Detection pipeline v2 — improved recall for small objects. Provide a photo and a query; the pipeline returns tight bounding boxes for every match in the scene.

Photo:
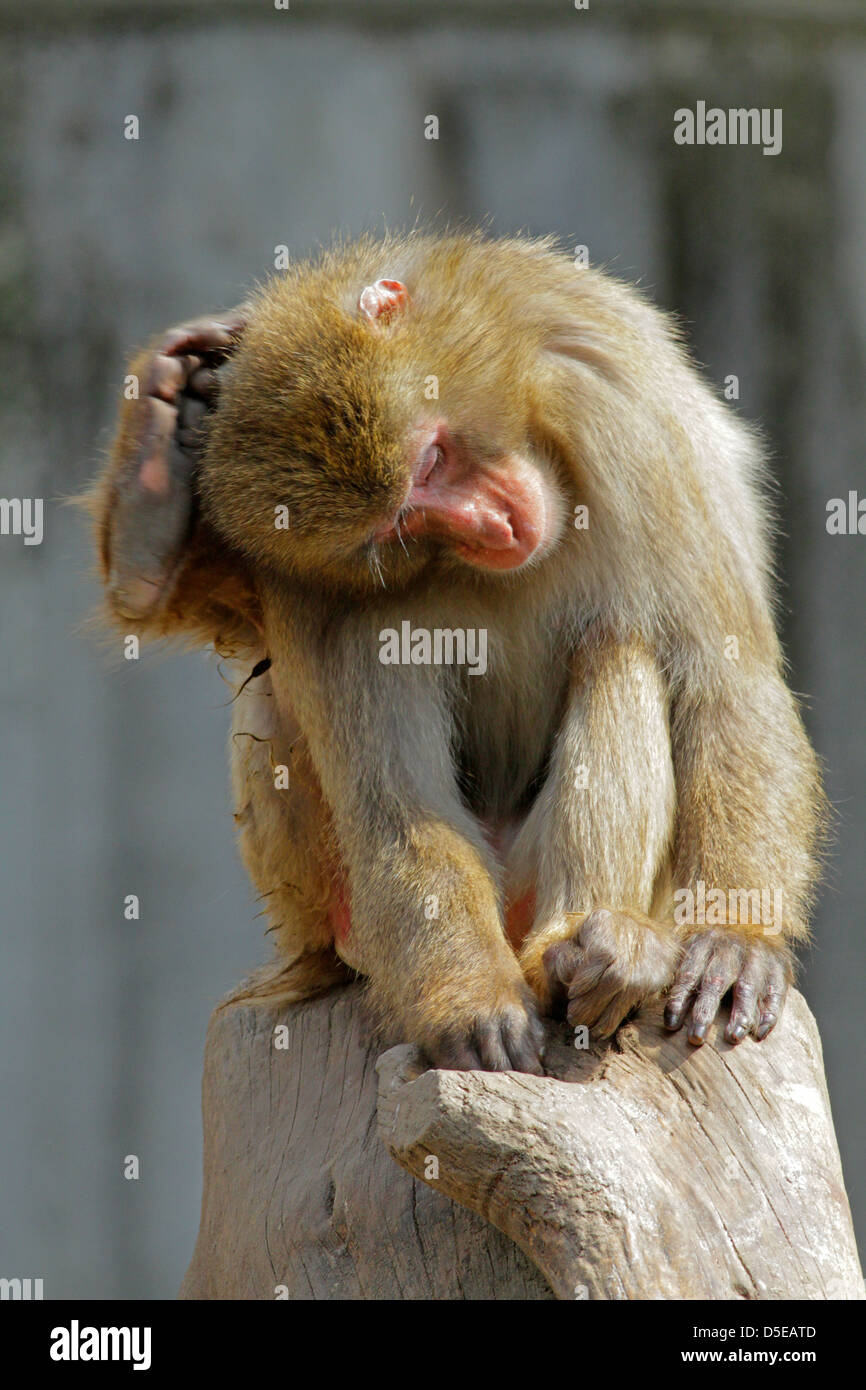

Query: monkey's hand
[418,973,546,1075]
[664,928,791,1046]
[104,311,247,620]
[541,907,677,1040]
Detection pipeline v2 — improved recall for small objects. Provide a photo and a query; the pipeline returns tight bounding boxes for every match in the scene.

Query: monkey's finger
[142,351,188,403]
[592,990,644,1040]
[754,956,789,1041]
[472,1017,514,1072]
[566,951,615,1000]
[160,314,247,362]
[566,966,617,1029]
[176,393,208,451]
[725,951,764,1044]
[425,1035,483,1071]
[501,1007,545,1075]
[186,365,222,404]
[664,933,716,1030]
[565,957,619,1028]
[686,947,741,1045]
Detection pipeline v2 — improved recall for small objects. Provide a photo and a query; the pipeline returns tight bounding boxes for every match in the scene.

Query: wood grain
[182,983,863,1300]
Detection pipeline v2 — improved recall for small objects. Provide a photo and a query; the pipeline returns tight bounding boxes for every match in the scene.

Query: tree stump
[180,982,863,1300]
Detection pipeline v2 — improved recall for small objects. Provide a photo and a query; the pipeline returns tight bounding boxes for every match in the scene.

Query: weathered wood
[180,983,552,1299]
[182,983,863,1300]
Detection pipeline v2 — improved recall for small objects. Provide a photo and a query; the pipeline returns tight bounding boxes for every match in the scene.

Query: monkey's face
[199,270,564,593]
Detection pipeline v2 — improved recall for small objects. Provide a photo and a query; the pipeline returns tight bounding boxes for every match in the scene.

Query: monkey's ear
[358,278,410,325]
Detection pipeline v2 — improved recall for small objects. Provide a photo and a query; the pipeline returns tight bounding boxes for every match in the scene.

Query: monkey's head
[198,249,565,594]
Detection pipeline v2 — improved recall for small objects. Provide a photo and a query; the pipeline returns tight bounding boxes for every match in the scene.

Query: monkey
[89,231,826,1074]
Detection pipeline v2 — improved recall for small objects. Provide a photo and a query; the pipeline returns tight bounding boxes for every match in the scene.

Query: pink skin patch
[329,878,353,944]
[375,424,554,572]
[134,396,181,498]
[505,890,536,952]
[359,278,410,324]
[138,453,172,495]
[482,819,535,949]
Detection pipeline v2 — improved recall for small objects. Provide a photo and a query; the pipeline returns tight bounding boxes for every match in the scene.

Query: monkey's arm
[264,598,545,1073]
[90,309,260,651]
[533,272,824,1045]
[513,633,822,1048]
[662,666,824,1044]
[514,631,679,1036]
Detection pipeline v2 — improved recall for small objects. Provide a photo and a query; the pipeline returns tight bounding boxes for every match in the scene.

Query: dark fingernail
[664,1006,682,1030]
[688,1023,707,1044]
[726,1024,746,1043]
[755,1016,776,1040]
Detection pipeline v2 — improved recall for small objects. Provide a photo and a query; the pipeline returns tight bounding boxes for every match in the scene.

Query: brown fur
[90,231,827,1066]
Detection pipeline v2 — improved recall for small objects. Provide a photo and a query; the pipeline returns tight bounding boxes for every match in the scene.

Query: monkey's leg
[661,669,824,1046]
[513,632,679,1039]
[222,662,353,1008]
[89,308,259,650]
[264,601,545,1074]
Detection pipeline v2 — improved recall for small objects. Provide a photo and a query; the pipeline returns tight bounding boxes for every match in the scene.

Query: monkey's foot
[541,907,676,1040]
[664,928,791,1046]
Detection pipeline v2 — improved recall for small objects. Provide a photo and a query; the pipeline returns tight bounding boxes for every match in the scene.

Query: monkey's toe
[666,930,791,1046]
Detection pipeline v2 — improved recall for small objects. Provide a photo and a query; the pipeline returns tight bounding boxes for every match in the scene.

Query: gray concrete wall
[1,0,864,1297]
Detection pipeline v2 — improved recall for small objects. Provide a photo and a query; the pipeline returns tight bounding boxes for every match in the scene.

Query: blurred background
[1,0,864,1299]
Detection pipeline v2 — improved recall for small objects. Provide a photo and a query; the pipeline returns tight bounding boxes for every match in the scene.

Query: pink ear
[358,278,410,324]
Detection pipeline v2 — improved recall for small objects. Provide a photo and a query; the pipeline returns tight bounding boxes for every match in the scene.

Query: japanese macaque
[90,232,825,1072]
